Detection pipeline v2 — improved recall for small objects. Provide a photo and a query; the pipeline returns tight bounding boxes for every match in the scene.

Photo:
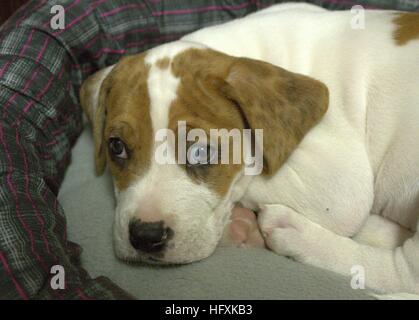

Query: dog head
[79,41,328,264]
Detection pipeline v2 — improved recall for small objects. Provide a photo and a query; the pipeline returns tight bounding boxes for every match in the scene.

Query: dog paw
[258,204,323,264]
[221,207,266,249]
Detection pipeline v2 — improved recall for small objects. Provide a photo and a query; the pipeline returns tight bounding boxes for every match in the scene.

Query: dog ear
[79,66,114,175]
[221,58,329,176]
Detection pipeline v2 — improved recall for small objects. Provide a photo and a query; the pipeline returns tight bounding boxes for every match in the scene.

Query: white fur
[185,4,419,295]
[91,3,419,294]
[114,43,249,264]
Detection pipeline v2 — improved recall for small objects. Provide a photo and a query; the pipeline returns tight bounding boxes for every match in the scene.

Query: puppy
[80,3,419,294]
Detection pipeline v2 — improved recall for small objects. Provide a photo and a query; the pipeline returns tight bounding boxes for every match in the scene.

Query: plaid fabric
[0,0,418,300]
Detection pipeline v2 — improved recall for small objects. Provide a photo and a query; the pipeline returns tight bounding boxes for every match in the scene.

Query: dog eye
[187,144,216,166]
[108,137,128,159]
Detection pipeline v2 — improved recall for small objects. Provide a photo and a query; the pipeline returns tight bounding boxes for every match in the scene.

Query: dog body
[81,3,419,294]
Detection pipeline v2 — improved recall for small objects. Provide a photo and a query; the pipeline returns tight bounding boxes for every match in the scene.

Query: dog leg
[258,204,419,294]
[353,214,413,249]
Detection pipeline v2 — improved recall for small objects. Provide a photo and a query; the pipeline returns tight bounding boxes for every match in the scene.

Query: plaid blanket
[0,0,418,300]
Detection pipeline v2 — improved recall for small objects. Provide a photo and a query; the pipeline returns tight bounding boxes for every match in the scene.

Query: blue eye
[187,144,216,165]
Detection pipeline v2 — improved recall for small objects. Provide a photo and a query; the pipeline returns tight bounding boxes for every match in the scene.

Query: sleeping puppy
[80,3,419,295]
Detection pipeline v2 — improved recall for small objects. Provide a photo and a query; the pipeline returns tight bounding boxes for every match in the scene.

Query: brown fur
[80,47,329,196]
[171,50,245,196]
[393,12,419,46]
[80,53,153,190]
[80,66,112,175]
[156,57,171,70]
[171,49,328,196]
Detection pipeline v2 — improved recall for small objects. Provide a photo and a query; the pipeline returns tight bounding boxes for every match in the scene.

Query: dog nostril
[129,220,173,253]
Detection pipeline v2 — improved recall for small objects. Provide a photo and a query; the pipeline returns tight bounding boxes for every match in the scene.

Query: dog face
[80,42,328,264]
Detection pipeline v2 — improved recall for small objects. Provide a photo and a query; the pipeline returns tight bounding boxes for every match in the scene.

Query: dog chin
[115,250,216,266]
[114,240,219,265]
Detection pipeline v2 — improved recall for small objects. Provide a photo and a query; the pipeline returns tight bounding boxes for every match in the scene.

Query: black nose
[129,220,172,253]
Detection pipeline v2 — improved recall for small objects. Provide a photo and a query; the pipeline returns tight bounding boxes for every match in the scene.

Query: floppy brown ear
[79,66,114,175]
[221,58,329,176]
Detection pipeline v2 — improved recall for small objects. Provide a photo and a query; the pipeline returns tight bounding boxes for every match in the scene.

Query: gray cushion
[58,126,374,299]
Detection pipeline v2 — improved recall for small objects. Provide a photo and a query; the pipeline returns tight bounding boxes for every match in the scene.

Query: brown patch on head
[80,53,153,190]
[81,46,329,197]
[171,51,244,197]
[170,48,329,196]
[156,57,171,70]
[393,12,419,46]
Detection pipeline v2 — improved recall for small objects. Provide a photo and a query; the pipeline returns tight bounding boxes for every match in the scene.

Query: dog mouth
[116,236,219,265]
[119,253,202,266]
[118,253,170,265]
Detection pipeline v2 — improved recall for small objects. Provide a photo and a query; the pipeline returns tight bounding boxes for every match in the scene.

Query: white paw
[258,204,325,264]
